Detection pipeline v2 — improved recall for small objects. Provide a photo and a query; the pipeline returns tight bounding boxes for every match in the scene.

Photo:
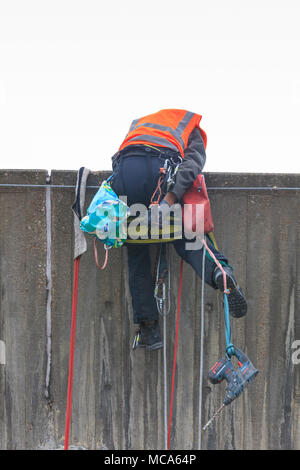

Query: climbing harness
[150,156,182,206]
[150,169,165,206]
[126,156,183,244]
[162,155,182,195]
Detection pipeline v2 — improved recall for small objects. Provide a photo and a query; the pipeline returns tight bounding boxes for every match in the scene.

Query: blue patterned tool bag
[80,178,130,248]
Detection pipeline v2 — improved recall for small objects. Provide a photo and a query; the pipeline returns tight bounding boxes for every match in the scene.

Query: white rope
[163,302,168,450]
[198,239,206,449]
[45,185,52,399]
[154,244,170,450]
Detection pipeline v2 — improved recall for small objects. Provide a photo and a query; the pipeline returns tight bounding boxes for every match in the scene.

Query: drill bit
[202,403,225,431]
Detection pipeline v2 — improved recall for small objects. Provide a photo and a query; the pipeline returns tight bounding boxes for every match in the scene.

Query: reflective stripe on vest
[128,134,179,152]
[131,123,185,150]
[129,119,140,132]
[175,111,195,135]
[120,109,204,157]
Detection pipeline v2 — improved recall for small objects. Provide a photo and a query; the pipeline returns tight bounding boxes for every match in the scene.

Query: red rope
[201,237,229,294]
[167,258,184,450]
[150,171,164,205]
[64,256,80,450]
[94,238,109,270]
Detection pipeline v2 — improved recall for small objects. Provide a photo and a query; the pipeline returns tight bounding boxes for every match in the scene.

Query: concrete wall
[0,169,299,450]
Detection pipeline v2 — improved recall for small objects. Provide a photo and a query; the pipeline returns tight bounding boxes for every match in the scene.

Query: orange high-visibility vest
[119,109,207,158]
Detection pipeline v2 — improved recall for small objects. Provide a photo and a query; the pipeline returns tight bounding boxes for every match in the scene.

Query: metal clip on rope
[154,245,171,316]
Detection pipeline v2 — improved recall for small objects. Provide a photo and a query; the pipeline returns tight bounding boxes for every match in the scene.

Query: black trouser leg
[127,236,228,324]
[127,244,159,324]
[173,237,229,288]
[111,149,166,324]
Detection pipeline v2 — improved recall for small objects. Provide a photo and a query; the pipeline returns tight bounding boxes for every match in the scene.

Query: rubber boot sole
[146,341,163,351]
[134,341,163,351]
[215,273,247,318]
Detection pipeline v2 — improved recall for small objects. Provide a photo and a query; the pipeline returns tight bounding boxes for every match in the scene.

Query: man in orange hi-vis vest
[111,109,247,350]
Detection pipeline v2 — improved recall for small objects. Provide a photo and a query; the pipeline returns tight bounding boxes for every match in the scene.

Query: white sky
[0,0,300,173]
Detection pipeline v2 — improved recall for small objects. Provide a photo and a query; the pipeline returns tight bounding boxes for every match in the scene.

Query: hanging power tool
[197,247,259,432]
[203,346,259,431]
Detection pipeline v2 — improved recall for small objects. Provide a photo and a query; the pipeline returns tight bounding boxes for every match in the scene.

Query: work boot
[132,320,163,351]
[213,266,247,318]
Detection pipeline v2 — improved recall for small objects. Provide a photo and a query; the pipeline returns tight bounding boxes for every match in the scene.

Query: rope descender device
[154,244,171,316]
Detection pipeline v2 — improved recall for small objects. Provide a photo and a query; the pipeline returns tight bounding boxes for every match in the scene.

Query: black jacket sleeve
[171,127,206,201]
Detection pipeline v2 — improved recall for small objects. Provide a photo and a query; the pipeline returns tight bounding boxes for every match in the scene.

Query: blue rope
[224,293,235,357]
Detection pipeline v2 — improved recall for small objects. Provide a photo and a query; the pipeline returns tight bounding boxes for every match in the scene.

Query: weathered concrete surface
[0,170,50,449]
[0,169,299,450]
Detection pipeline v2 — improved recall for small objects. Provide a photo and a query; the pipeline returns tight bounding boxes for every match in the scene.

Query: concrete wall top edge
[50,170,104,186]
[0,169,299,188]
[50,170,300,189]
[203,172,300,188]
[0,170,48,185]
